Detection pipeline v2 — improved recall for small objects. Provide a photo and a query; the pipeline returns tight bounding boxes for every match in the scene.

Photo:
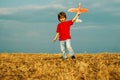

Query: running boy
[53,11,81,59]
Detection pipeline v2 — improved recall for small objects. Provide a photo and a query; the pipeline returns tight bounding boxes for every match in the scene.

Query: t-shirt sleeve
[56,24,59,33]
[68,20,73,25]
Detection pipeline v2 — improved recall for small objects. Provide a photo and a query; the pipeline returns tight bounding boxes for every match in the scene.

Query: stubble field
[0,53,120,80]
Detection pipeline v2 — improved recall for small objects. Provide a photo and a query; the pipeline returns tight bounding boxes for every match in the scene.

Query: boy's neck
[60,20,66,23]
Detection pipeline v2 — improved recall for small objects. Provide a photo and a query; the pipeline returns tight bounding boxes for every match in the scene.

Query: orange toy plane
[68,3,89,22]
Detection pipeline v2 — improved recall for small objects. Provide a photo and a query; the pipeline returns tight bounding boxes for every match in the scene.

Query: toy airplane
[68,3,89,22]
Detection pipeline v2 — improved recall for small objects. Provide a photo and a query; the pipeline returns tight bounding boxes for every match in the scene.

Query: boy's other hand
[53,38,57,42]
[77,12,81,16]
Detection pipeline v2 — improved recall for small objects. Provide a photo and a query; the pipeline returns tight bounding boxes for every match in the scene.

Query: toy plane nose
[78,3,81,8]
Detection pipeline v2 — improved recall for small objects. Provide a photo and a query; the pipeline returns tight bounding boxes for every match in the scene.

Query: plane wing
[68,8,88,13]
[68,8,78,12]
[68,3,89,23]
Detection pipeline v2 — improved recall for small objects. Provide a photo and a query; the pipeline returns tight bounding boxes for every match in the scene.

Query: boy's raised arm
[72,12,81,22]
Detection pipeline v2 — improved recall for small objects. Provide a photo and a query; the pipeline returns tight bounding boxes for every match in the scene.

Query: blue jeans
[60,39,74,59]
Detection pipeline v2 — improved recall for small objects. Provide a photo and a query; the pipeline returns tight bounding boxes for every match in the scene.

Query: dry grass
[0,53,120,80]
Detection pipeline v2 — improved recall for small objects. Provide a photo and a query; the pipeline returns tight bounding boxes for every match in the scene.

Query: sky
[0,0,120,53]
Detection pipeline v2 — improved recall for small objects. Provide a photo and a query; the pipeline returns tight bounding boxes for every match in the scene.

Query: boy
[53,11,81,59]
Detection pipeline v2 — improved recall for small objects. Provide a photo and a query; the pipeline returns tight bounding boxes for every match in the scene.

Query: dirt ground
[0,53,120,80]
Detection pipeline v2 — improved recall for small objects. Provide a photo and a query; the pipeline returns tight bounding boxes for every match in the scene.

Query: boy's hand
[72,12,81,22]
[53,38,57,42]
[53,33,59,42]
[77,12,81,16]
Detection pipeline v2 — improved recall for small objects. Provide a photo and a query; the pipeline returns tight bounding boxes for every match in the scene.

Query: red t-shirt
[56,20,73,41]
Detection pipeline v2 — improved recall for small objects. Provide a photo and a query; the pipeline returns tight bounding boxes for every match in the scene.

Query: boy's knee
[61,48,65,53]
[67,47,73,51]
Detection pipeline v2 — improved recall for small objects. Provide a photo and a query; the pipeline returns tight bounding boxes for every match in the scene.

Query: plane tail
[75,16,82,23]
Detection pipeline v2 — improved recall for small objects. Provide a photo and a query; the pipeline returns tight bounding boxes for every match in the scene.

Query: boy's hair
[58,11,66,21]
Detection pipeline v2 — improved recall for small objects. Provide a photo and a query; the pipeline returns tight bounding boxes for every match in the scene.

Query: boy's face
[59,16,66,22]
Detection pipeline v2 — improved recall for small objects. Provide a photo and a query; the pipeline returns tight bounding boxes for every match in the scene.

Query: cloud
[0,0,120,15]
[0,4,66,22]
[89,1,120,14]
[71,23,120,30]
[0,22,41,40]
[0,4,65,15]
[0,4,65,22]
[0,0,120,24]
[114,0,120,2]
[71,24,101,30]
[0,8,16,15]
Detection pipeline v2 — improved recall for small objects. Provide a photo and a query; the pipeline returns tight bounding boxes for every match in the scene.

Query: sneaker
[60,56,67,60]
[71,55,75,59]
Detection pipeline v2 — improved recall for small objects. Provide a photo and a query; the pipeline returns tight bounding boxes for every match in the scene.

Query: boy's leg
[60,41,67,59]
[66,39,75,58]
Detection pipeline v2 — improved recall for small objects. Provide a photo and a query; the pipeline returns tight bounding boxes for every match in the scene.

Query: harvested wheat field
[0,53,120,80]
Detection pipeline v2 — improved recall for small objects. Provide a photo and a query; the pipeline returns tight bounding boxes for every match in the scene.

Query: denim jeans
[60,39,74,59]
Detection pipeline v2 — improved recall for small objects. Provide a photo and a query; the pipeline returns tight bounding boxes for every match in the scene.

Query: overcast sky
[0,0,120,53]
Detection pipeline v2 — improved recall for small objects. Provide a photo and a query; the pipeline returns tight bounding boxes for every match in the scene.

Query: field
[0,53,120,80]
